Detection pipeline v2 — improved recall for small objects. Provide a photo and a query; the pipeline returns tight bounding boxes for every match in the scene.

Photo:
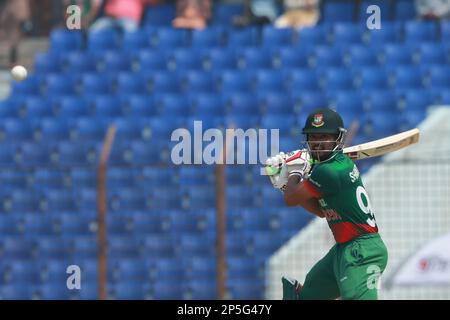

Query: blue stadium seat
[226,229,252,255]
[277,207,313,232]
[110,189,146,211]
[241,207,274,232]
[157,93,191,117]
[24,97,54,119]
[0,238,36,260]
[171,49,204,71]
[186,279,217,299]
[365,90,398,112]
[226,186,256,208]
[44,74,76,97]
[260,115,295,136]
[18,142,50,166]
[226,93,259,115]
[0,215,21,235]
[220,70,253,93]
[192,27,225,47]
[226,27,259,47]
[87,29,120,52]
[260,92,293,115]
[322,0,355,22]
[73,117,107,141]
[332,91,363,114]
[347,45,379,67]
[155,28,189,49]
[44,189,76,212]
[0,171,27,189]
[204,48,238,70]
[185,187,216,209]
[392,66,424,91]
[56,141,98,166]
[143,4,176,26]
[38,284,73,300]
[72,236,97,260]
[59,96,90,119]
[442,20,450,41]
[183,71,215,93]
[277,47,308,69]
[0,99,19,118]
[80,73,113,96]
[428,66,450,90]
[77,283,98,300]
[148,71,181,93]
[227,256,259,281]
[365,111,400,138]
[0,143,16,166]
[11,74,43,96]
[122,30,150,51]
[131,141,166,165]
[186,256,217,280]
[402,90,433,113]
[366,22,402,46]
[127,95,157,118]
[441,91,450,105]
[141,234,175,258]
[418,43,448,65]
[254,70,285,92]
[141,167,177,187]
[116,72,147,95]
[33,169,66,189]
[22,214,57,236]
[36,237,71,260]
[0,284,36,300]
[38,118,71,141]
[289,69,320,91]
[108,237,140,259]
[34,52,62,74]
[57,212,96,236]
[401,109,427,129]
[111,283,145,300]
[70,169,96,188]
[356,67,389,90]
[64,51,97,73]
[332,23,362,46]
[179,233,215,256]
[50,29,83,52]
[312,46,343,68]
[107,213,133,236]
[212,3,244,26]
[394,0,416,21]
[297,25,328,47]
[152,280,184,299]
[39,260,72,284]
[153,258,184,282]
[111,259,148,284]
[138,50,168,72]
[3,119,34,141]
[324,68,354,91]
[98,51,132,73]
[239,47,273,70]
[383,44,413,66]
[227,279,263,300]
[261,26,294,47]
[249,231,283,256]
[132,212,168,234]
[293,91,327,115]
[405,21,438,43]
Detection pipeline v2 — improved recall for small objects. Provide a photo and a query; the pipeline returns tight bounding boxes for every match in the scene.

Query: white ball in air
[11,65,28,81]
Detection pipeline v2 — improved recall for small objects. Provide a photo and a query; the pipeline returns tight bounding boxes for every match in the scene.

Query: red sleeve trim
[303,179,322,198]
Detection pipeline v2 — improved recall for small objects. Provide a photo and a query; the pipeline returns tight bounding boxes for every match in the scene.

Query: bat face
[263,128,420,175]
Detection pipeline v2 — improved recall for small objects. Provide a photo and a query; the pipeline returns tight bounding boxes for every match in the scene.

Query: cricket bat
[264,128,420,176]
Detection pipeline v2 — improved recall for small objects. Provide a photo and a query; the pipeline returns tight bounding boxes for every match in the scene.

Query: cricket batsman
[266,107,388,300]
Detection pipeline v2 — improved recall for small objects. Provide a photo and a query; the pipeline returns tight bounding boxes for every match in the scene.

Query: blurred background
[0,0,449,299]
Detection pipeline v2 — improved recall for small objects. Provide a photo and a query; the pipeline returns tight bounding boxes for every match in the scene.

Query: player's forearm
[284,176,324,218]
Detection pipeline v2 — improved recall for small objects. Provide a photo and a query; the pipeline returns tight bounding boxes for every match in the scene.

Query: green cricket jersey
[303,150,378,243]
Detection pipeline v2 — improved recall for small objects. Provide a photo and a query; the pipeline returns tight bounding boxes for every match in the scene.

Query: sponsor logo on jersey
[312,113,325,127]
[322,209,342,222]
[308,177,321,188]
[349,164,360,183]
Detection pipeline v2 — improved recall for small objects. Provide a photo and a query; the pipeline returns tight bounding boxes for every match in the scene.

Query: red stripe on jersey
[303,179,322,198]
[331,222,378,243]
